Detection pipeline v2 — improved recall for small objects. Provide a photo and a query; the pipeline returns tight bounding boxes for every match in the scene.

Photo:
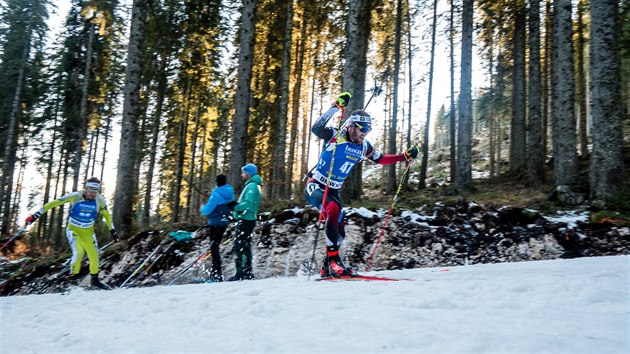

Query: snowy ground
[1,255,628,354]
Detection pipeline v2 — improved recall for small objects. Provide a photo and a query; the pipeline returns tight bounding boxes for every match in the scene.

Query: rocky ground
[1,201,629,296]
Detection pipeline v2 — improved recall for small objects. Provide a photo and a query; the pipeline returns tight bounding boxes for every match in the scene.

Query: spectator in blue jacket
[200,174,235,282]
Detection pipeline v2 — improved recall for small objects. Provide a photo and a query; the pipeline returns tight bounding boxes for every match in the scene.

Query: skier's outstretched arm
[369,144,420,165]
[24,192,80,226]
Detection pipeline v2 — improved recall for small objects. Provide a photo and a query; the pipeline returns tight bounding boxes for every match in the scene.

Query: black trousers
[208,225,228,280]
[233,219,256,279]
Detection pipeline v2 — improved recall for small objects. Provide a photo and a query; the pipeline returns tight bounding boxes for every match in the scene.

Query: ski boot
[320,258,332,279]
[90,274,112,290]
[67,273,82,286]
[326,246,357,278]
[227,272,253,282]
[207,270,223,283]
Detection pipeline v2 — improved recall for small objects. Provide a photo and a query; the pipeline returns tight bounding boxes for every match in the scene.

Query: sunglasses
[353,122,372,133]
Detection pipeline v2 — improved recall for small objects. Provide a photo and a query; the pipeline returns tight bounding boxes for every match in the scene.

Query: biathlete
[25,177,119,289]
[304,92,418,278]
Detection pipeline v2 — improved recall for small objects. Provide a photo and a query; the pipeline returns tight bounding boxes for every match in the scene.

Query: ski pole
[365,161,412,272]
[363,85,383,110]
[167,246,214,285]
[307,105,346,281]
[0,228,26,253]
[119,237,170,288]
[165,227,230,285]
[99,240,114,254]
[140,234,182,276]
[142,253,165,275]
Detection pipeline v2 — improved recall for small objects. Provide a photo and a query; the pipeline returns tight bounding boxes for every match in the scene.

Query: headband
[85,182,101,190]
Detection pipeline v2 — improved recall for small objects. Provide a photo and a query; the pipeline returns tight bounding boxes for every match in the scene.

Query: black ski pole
[363,85,383,111]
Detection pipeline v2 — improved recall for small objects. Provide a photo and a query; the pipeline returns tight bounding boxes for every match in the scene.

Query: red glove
[25,211,42,227]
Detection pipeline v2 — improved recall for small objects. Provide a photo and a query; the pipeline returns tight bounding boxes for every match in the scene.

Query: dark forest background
[0,0,628,253]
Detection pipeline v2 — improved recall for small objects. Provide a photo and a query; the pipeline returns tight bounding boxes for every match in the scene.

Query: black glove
[25,211,42,227]
[110,229,120,242]
[403,145,419,161]
[336,92,352,108]
[226,200,238,210]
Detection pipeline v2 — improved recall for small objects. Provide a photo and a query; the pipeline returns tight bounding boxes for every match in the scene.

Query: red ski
[316,275,412,282]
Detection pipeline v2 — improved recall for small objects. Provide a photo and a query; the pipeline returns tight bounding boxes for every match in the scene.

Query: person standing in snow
[229,163,262,281]
[200,174,235,282]
[304,92,419,278]
[24,177,118,289]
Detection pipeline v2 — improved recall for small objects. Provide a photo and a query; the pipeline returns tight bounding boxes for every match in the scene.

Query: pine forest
[1,0,629,252]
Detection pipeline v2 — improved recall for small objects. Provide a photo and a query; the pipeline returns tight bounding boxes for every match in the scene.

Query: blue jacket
[200,184,235,226]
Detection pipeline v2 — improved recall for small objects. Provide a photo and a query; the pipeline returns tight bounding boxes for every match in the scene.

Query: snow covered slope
[1,255,628,353]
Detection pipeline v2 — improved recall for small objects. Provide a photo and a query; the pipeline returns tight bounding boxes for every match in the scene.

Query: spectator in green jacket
[229,163,262,281]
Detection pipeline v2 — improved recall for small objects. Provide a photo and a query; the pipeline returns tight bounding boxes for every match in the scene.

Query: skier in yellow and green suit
[25,177,119,289]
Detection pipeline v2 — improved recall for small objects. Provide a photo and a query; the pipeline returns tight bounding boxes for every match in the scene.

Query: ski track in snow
[1,255,628,353]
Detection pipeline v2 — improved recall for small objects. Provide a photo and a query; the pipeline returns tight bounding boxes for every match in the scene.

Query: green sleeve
[40,192,80,214]
[98,196,115,230]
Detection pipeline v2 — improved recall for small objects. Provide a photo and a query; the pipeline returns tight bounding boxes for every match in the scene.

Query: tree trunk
[552,0,577,187]
[99,92,115,184]
[510,0,527,175]
[497,117,503,175]
[342,0,372,200]
[455,0,474,190]
[589,0,624,202]
[419,0,438,190]
[113,0,147,236]
[0,20,31,235]
[132,102,148,221]
[41,85,63,241]
[496,44,506,175]
[229,0,258,192]
[576,0,588,158]
[272,0,293,200]
[489,37,495,178]
[185,102,202,221]
[527,0,545,185]
[84,130,96,182]
[142,61,168,225]
[73,21,95,190]
[172,90,190,223]
[544,0,553,161]
[54,152,71,247]
[387,0,404,194]
[406,1,413,153]
[289,17,306,199]
[302,36,320,189]
[90,125,99,177]
[11,142,28,229]
[449,1,457,182]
